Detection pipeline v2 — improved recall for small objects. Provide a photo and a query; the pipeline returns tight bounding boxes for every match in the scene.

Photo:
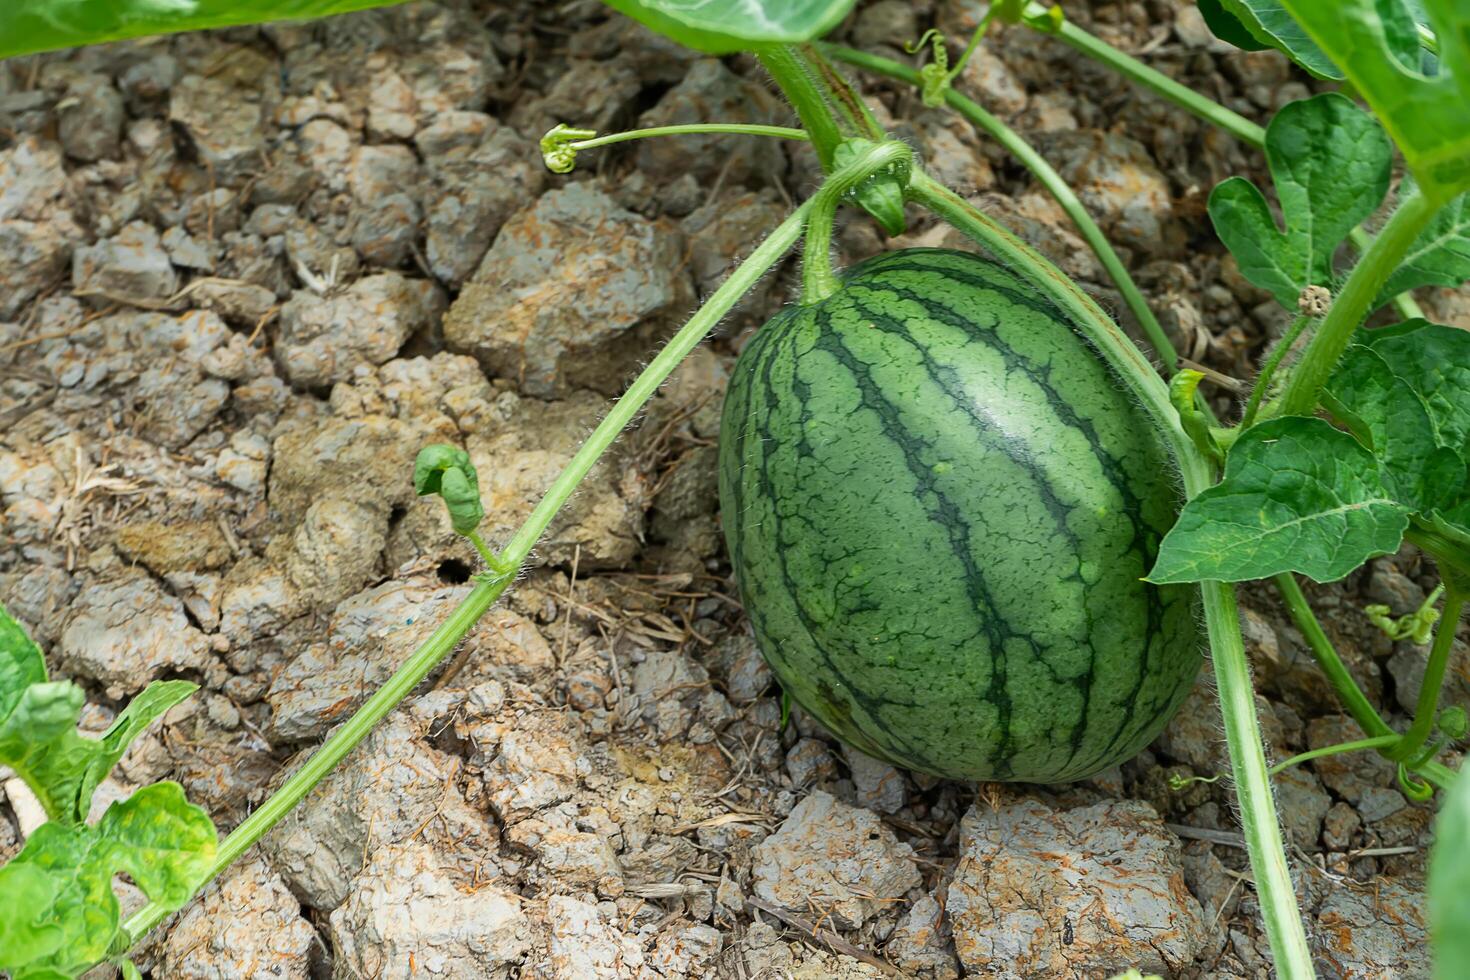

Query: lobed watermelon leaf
[1216,0,1348,78]
[1276,0,1470,200]
[0,0,409,60]
[600,0,858,54]
[1208,94,1393,310]
[0,605,197,826]
[1375,187,1470,308]
[1149,417,1412,584]
[0,783,216,980]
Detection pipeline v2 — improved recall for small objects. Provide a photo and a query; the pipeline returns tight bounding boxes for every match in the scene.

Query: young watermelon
[719,248,1200,783]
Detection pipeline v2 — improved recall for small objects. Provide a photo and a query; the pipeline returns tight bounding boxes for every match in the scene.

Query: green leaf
[1375,190,1470,307]
[0,0,410,60]
[1198,0,1272,51]
[0,783,216,979]
[1218,0,1347,77]
[600,0,857,53]
[1277,0,1470,200]
[1150,416,1411,584]
[0,604,48,720]
[1,605,197,825]
[0,864,63,968]
[1431,766,1470,977]
[1325,344,1466,512]
[1359,319,1470,453]
[1208,93,1392,308]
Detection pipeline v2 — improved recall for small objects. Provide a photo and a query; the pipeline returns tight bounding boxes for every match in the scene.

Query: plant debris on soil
[1,1,1466,977]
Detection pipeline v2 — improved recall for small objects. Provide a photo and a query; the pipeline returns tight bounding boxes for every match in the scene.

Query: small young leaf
[1208,94,1392,309]
[1325,344,1466,512]
[0,606,196,825]
[413,444,485,536]
[600,0,857,54]
[1218,0,1346,78]
[1277,0,1470,200]
[0,782,216,979]
[1375,190,1470,305]
[1150,416,1410,584]
[1431,766,1470,975]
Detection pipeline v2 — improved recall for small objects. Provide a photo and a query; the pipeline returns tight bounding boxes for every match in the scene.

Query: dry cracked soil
[1,1,1466,978]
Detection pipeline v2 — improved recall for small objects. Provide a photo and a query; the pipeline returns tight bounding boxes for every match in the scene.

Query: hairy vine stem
[800,140,913,303]
[1276,189,1438,418]
[907,170,1315,980]
[1029,4,1425,323]
[117,140,916,959]
[824,43,1180,372]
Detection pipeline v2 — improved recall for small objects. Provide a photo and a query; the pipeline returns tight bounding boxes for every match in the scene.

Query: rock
[1313,878,1427,978]
[630,649,709,740]
[1,219,72,319]
[751,790,921,929]
[59,569,211,699]
[1043,130,1177,257]
[169,48,276,183]
[268,414,427,524]
[58,74,124,162]
[218,557,307,646]
[851,0,919,50]
[114,519,232,574]
[275,273,441,387]
[468,706,590,825]
[1,136,70,221]
[347,145,423,267]
[886,893,961,979]
[681,190,789,299]
[960,50,1029,117]
[282,498,387,609]
[263,712,490,909]
[444,183,691,397]
[264,577,467,741]
[1364,558,1427,615]
[73,221,177,302]
[189,280,277,327]
[1358,785,1408,823]
[159,855,314,980]
[714,631,773,703]
[466,389,650,568]
[784,737,838,789]
[647,921,724,977]
[843,746,906,815]
[1274,767,1330,847]
[1388,635,1470,716]
[1323,800,1362,850]
[130,358,230,448]
[948,798,1205,978]
[1181,839,1240,932]
[546,895,646,978]
[1308,715,1398,804]
[330,842,529,978]
[635,60,786,184]
[423,126,545,288]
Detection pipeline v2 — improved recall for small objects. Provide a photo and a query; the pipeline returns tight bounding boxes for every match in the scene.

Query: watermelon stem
[823,44,1183,373]
[799,140,914,304]
[117,186,821,960]
[1275,188,1440,419]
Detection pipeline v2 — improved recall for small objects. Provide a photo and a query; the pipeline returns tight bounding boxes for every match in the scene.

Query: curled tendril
[1168,771,1221,791]
[903,28,943,55]
[413,444,485,536]
[904,28,952,107]
[540,123,596,174]
[1397,763,1435,802]
[1168,369,1223,464]
[1364,583,1444,644]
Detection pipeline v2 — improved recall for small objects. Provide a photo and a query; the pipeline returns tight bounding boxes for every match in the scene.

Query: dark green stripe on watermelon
[719,248,1200,783]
